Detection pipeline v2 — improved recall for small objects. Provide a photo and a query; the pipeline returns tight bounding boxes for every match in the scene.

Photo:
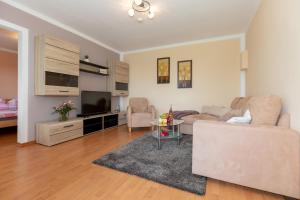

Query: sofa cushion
[219,109,243,121]
[182,114,219,125]
[277,113,290,128]
[201,106,231,117]
[249,95,282,126]
[230,97,252,112]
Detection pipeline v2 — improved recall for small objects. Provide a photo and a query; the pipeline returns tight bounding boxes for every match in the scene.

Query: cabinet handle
[63,124,74,128]
[59,90,69,93]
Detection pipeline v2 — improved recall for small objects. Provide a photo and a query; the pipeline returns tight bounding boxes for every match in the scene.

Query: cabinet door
[45,71,78,87]
[45,58,79,76]
[115,82,128,91]
[45,36,80,53]
[45,44,79,64]
[115,73,129,83]
[45,86,79,96]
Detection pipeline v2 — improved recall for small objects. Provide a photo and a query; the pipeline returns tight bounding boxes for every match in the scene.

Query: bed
[0,99,18,128]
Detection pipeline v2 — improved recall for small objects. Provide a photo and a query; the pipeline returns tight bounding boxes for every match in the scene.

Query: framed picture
[177,60,192,88]
[157,57,170,84]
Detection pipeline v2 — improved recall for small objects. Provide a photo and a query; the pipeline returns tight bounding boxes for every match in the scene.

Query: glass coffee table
[150,119,184,149]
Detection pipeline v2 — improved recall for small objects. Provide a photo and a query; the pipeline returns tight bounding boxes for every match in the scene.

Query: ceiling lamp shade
[128,8,135,17]
[128,0,155,22]
[148,11,154,19]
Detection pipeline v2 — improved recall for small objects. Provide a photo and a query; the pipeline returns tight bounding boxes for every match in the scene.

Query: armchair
[127,97,156,133]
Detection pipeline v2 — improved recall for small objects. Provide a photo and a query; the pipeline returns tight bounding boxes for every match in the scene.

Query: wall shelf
[79,60,109,76]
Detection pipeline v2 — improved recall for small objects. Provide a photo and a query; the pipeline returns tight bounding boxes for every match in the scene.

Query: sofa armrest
[192,120,300,199]
[148,105,156,119]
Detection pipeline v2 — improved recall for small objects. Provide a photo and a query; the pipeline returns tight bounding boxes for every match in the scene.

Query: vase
[59,112,69,121]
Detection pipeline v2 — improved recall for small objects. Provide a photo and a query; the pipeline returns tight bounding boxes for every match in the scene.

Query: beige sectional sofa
[180,96,251,135]
[191,96,300,199]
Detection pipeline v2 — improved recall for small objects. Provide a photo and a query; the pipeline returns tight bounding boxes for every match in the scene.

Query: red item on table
[160,131,169,137]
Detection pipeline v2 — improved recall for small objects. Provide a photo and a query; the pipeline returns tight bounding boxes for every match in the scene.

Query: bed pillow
[0,98,4,103]
[226,110,252,124]
[0,102,9,110]
[8,99,17,110]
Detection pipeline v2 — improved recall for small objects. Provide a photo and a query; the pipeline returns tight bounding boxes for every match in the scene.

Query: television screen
[81,91,111,116]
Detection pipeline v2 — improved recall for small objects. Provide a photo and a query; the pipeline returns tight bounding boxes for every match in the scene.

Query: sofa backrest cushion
[202,106,231,117]
[249,95,282,126]
[230,97,252,112]
[219,109,243,121]
[277,113,290,128]
[129,97,149,113]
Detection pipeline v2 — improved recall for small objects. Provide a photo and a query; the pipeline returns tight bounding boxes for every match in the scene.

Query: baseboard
[18,141,36,147]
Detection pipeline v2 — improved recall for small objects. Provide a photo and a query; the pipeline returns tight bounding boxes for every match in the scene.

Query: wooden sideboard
[36,118,83,146]
[107,60,129,96]
[35,35,80,96]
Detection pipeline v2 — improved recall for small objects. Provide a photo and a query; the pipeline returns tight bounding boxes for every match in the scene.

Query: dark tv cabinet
[81,113,118,135]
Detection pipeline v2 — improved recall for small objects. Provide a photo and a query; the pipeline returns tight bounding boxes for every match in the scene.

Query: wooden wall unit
[107,60,129,96]
[35,35,80,96]
[36,118,83,146]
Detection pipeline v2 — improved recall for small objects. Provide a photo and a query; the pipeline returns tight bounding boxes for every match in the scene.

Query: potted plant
[53,100,76,121]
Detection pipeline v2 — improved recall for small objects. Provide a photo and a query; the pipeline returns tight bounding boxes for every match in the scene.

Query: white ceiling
[0,28,18,52]
[7,0,260,52]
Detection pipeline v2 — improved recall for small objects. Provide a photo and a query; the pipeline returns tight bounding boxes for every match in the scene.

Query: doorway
[0,19,29,144]
[0,28,18,143]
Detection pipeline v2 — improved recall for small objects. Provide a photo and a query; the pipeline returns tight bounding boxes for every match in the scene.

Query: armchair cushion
[129,98,148,113]
[131,112,153,127]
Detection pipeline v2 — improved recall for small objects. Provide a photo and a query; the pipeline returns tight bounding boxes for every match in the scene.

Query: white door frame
[0,19,29,143]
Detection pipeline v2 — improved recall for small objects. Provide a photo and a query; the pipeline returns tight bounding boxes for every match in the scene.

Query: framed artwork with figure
[157,57,170,84]
[177,60,192,88]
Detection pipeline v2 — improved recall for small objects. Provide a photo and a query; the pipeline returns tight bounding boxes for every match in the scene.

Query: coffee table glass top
[150,119,184,127]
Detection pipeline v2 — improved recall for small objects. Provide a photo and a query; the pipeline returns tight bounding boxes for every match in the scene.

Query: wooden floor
[0,126,283,200]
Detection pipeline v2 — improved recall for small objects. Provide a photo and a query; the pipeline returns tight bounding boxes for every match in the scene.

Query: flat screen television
[81,91,111,116]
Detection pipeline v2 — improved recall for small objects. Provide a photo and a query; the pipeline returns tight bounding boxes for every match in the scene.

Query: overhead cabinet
[35,35,80,96]
[107,60,129,96]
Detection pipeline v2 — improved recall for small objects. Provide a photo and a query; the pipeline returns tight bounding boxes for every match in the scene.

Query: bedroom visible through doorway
[0,28,18,144]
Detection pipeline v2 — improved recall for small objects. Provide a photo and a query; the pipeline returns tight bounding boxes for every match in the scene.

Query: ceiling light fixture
[128,0,155,22]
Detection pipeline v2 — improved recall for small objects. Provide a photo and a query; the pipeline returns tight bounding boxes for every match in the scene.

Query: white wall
[124,38,241,114]
[246,0,300,132]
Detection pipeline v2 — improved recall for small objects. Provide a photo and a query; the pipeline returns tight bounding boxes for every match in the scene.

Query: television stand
[79,113,118,135]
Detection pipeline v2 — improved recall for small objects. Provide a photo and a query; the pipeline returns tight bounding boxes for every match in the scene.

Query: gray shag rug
[93,133,206,195]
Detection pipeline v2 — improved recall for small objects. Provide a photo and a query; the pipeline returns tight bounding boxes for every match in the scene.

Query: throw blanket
[173,110,199,120]
[0,110,17,119]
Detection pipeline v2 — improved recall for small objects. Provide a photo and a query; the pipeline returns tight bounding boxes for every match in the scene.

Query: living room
[0,0,299,199]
